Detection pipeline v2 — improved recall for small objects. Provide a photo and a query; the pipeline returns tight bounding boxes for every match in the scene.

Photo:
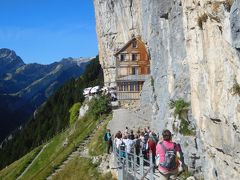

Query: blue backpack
[119,141,126,158]
[104,133,109,141]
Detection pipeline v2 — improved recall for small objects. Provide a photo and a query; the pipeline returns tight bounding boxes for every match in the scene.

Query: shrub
[170,99,195,136]
[197,13,208,30]
[169,99,190,120]
[179,119,195,136]
[87,95,111,120]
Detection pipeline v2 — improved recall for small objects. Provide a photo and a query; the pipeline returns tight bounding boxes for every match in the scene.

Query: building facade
[115,37,150,103]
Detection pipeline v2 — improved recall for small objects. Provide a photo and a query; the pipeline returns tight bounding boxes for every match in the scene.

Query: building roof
[114,36,142,56]
[116,74,150,82]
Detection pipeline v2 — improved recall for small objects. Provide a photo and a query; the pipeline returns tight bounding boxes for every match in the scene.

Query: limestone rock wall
[94,0,240,179]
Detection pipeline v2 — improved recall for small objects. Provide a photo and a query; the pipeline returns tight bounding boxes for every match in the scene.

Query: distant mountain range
[0,48,91,142]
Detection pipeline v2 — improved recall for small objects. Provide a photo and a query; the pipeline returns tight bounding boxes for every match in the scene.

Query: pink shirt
[156,140,180,173]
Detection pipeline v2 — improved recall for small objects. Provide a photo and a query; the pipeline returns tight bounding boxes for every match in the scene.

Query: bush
[179,119,195,136]
[170,99,195,136]
[170,99,190,120]
[87,95,111,120]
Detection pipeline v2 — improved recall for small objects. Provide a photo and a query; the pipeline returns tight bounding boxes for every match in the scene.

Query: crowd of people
[104,127,187,180]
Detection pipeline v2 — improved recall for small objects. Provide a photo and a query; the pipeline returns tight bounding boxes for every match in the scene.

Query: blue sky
[0,0,98,64]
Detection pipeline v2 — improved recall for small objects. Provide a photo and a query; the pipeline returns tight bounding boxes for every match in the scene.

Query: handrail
[140,165,155,180]
[112,143,155,180]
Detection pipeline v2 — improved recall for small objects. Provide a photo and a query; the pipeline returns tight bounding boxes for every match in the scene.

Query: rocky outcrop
[94,0,240,179]
[0,48,24,77]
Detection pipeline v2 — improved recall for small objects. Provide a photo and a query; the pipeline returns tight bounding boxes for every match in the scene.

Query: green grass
[19,115,98,180]
[0,146,42,180]
[69,102,81,125]
[88,114,113,156]
[52,157,116,180]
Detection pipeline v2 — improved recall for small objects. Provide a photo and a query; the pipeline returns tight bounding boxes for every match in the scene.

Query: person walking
[104,129,112,154]
[147,135,156,172]
[156,129,187,180]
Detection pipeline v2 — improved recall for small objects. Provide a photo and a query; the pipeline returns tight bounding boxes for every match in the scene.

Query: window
[120,54,126,61]
[132,67,138,75]
[132,41,137,48]
[132,53,138,61]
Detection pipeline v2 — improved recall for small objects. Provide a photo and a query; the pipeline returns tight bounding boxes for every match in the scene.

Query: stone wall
[94,0,240,179]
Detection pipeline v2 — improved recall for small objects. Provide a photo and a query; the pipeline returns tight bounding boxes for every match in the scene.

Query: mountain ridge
[0,48,92,142]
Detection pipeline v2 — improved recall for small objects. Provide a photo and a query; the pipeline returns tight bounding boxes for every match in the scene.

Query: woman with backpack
[156,129,187,180]
[104,129,112,154]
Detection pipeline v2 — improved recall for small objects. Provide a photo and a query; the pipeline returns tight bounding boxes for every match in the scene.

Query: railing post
[126,150,129,173]
[133,148,136,180]
[149,150,154,180]
[118,164,124,180]
[117,146,124,180]
[140,150,144,177]
[113,145,117,167]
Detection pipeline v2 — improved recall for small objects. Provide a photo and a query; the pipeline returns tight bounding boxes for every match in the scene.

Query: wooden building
[115,36,150,102]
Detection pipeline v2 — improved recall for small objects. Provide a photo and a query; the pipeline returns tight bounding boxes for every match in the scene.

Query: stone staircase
[46,120,105,180]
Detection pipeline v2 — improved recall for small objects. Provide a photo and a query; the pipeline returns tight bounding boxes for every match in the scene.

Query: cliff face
[94,0,240,179]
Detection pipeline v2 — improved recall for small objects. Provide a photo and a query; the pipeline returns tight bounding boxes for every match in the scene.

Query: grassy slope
[88,115,112,156]
[0,146,42,180]
[0,114,99,180]
[20,116,98,180]
[53,114,116,180]
[52,157,115,180]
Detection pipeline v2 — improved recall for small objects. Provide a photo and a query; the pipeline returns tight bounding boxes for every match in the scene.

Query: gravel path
[108,108,151,135]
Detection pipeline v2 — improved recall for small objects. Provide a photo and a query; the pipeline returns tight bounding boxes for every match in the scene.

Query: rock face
[94,0,240,179]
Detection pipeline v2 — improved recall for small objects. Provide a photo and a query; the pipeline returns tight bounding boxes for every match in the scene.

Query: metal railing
[116,91,140,100]
[112,144,159,180]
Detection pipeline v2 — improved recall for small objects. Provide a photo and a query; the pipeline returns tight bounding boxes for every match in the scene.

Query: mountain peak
[0,48,24,65]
